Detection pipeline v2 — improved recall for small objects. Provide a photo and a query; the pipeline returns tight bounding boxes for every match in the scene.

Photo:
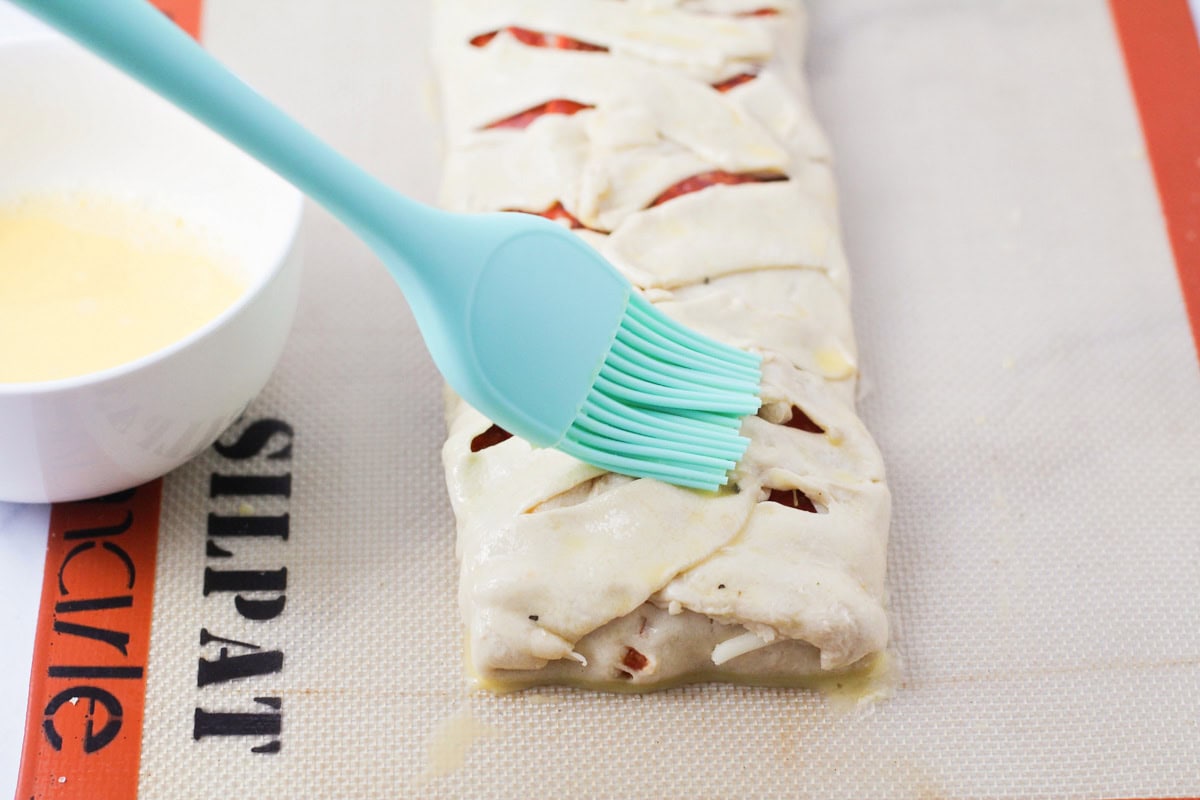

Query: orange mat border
[1111,0,1200,363]
[16,482,163,800]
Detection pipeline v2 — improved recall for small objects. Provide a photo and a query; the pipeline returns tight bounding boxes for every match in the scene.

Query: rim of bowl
[0,34,307,397]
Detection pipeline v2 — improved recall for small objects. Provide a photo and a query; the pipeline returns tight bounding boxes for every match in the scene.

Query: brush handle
[12,0,440,262]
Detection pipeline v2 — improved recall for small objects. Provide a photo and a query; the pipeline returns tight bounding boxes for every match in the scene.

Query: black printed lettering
[62,510,133,541]
[203,568,287,621]
[198,416,294,754]
[44,686,123,753]
[52,620,130,655]
[55,595,133,613]
[198,629,284,687]
[209,473,292,498]
[203,568,287,594]
[213,419,294,461]
[207,512,289,540]
[193,697,282,755]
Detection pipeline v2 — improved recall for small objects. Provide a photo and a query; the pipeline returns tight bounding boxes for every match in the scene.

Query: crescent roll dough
[435,0,891,690]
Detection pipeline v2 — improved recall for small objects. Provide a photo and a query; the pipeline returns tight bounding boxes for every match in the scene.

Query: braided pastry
[435,0,890,689]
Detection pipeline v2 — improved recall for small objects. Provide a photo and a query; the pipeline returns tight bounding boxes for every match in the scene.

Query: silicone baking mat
[2,0,1199,797]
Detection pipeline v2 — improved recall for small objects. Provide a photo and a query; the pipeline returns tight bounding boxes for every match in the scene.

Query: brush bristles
[559,294,761,491]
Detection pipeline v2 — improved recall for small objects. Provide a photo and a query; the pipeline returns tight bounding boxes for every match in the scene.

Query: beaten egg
[0,194,245,383]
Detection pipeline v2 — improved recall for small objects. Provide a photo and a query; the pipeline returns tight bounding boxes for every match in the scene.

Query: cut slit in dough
[435,0,891,691]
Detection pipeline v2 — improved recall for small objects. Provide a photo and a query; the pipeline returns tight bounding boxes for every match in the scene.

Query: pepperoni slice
[537,202,587,229]
[649,171,787,207]
[470,27,607,52]
[506,201,593,231]
[622,647,650,671]
[713,72,759,92]
[765,488,818,513]
[470,424,513,452]
[484,99,593,130]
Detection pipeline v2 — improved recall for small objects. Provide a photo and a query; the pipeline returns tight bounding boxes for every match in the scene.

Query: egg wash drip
[0,195,245,383]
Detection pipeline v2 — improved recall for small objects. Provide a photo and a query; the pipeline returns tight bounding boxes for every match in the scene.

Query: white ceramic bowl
[0,33,304,503]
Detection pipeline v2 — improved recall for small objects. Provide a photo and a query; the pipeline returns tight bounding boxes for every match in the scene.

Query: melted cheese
[435,0,892,690]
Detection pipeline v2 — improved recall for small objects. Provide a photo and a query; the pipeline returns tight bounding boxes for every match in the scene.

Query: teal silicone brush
[17,0,762,490]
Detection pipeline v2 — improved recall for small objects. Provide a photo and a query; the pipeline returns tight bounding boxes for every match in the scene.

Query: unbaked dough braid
[435,0,890,688]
